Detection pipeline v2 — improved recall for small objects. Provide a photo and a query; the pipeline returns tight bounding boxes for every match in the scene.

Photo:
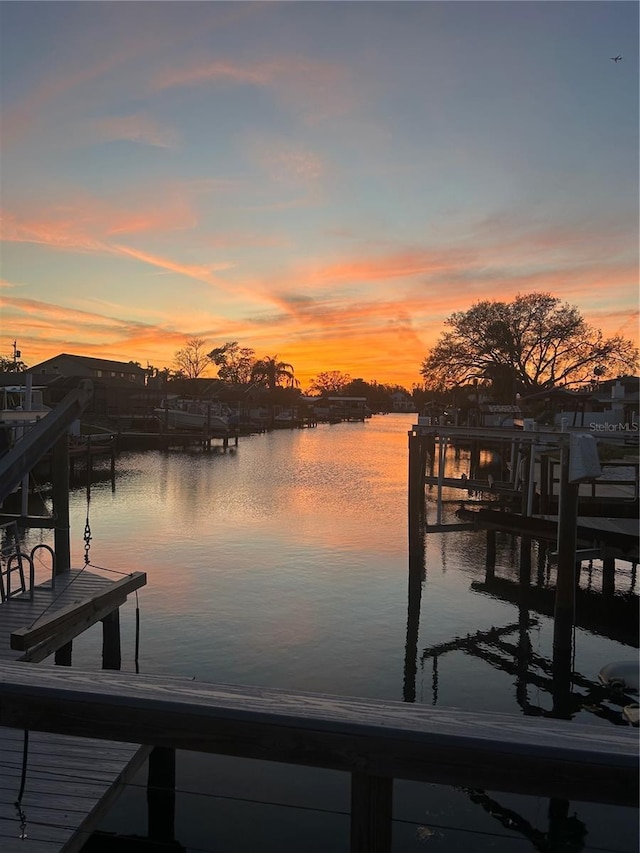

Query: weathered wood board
[0,661,637,807]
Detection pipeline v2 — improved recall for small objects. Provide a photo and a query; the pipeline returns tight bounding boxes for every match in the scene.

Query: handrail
[0,663,636,844]
[5,552,35,601]
[1,662,636,851]
[30,543,56,589]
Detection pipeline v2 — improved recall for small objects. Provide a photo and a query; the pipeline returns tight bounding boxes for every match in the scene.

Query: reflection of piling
[602,547,616,596]
[486,529,496,581]
[404,523,426,703]
[406,428,432,704]
[553,446,578,699]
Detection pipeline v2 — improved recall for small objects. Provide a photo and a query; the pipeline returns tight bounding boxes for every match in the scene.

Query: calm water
[26,415,638,852]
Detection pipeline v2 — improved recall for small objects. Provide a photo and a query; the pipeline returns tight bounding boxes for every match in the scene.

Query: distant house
[328,396,370,421]
[390,392,416,413]
[25,354,147,423]
[522,377,639,430]
[28,354,145,385]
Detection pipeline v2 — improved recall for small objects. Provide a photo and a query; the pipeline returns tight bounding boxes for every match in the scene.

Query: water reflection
[18,415,637,851]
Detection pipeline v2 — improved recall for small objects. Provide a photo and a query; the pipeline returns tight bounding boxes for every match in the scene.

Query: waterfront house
[26,355,148,426]
[390,391,417,413]
[28,353,146,384]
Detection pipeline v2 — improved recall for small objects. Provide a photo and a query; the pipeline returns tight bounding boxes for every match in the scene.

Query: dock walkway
[0,569,148,852]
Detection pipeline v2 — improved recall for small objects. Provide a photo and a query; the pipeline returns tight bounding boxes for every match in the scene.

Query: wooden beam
[0,514,57,528]
[0,662,636,807]
[10,572,146,651]
[21,596,127,663]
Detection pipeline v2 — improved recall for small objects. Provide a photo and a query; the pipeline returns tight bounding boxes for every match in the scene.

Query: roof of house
[29,354,145,374]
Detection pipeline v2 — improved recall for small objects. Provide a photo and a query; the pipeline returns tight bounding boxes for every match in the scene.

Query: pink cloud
[85,114,180,149]
[154,56,355,123]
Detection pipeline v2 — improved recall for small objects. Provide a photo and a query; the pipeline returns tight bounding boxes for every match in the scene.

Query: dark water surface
[27,415,638,851]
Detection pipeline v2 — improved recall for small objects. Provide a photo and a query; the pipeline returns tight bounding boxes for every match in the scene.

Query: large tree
[173,337,210,379]
[421,292,638,393]
[251,355,298,390]
[309,370,352,394]
[208,341,255,385]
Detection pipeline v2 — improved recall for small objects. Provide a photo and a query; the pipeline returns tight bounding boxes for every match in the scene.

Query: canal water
[27,414,638,852]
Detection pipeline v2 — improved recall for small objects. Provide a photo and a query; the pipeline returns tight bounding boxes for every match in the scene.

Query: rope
[14,729,29,838]
[135,590,140,672]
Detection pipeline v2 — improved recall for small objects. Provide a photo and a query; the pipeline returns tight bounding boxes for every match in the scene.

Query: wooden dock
[0,661,637,853]
[0,568,148,852]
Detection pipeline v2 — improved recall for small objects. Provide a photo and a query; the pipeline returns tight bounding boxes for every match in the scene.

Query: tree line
[4,292,637,407]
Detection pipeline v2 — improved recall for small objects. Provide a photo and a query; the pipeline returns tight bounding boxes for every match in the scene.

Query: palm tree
[251,355,298,391]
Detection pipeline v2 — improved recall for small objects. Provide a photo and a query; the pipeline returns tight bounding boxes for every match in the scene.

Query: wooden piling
[350,772,393,853]
[553,446,579,657]
[408,431,427,522]
[148,746,177,843]
[102,608,122,670]
[602,547,616,596]
[54,641,73,666]
[52,433,71,574]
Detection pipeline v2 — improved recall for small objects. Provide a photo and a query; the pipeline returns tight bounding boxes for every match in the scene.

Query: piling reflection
[406,524,638,722]
[459,790,588,853]
[405,502,637,852]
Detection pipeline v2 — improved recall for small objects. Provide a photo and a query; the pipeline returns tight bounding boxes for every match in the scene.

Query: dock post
[52,433,71,574]
[102,608,122,670]
[86,435,92,480]
[350,772,392,853]
[602,547,615,596]
[539,452,550,514]
[110,437,116,491]
[553,444,578,659]
[436,433,446,525]
[54,642,72,666]
[148,746,177,843]
[408,430,426,522]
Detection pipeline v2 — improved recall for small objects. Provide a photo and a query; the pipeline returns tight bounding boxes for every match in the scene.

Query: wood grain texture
[0,661,636,806]
[0,569,149,852]
[0,727,149,853]
[10,573,146,651]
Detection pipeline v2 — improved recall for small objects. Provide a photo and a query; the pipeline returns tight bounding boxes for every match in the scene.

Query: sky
[1,1,638,391]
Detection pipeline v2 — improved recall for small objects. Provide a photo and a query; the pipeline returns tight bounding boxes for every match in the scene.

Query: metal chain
[83,506,92,566]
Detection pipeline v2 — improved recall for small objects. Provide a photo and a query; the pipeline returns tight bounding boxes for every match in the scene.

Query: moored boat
[153,396,230,431]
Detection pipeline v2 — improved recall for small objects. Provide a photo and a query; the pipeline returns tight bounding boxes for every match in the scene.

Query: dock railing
[0,661,637,852]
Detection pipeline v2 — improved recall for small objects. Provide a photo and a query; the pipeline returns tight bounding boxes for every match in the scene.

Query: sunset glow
[1,1,638,389]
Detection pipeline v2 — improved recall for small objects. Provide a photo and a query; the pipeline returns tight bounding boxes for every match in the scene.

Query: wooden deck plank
[0,732,149,853]
[0,570,148,852]
[10,573,146,651]
[0,569,123,661]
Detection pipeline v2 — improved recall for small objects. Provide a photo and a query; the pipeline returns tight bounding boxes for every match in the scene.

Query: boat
[153,396,230,431]
[0,384,51,451]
